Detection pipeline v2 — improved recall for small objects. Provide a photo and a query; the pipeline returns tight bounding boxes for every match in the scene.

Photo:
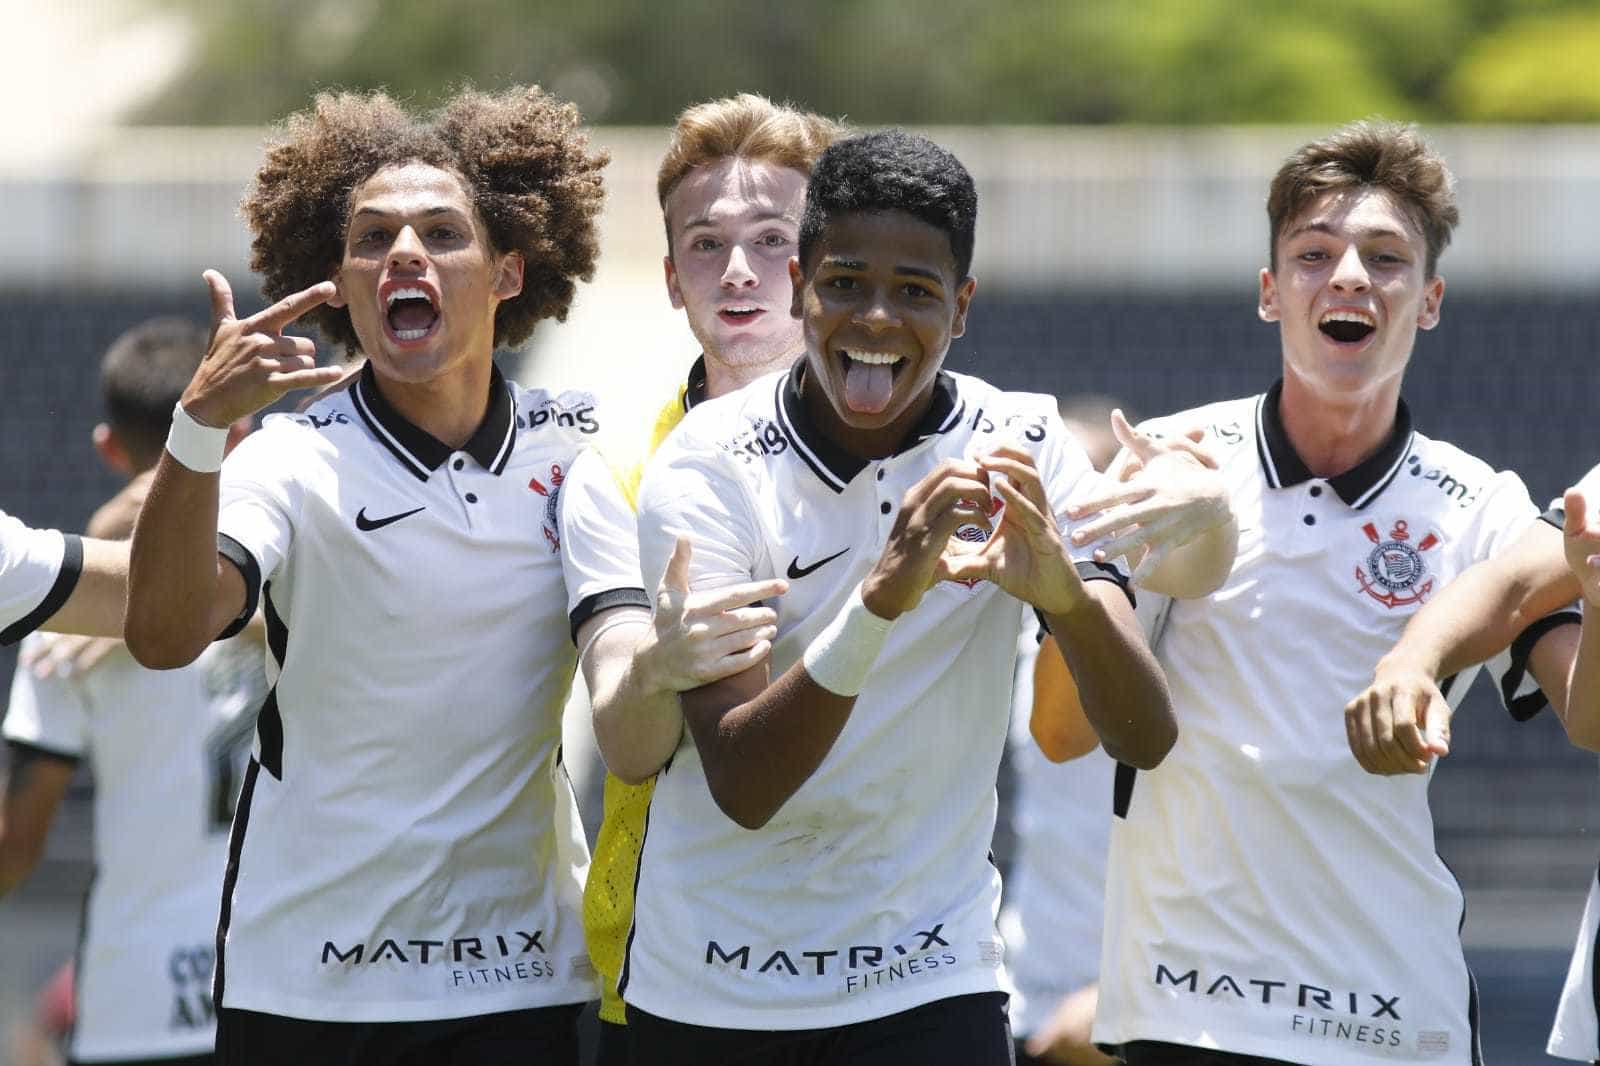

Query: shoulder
[1136,394,1258,455]
[1401,432,1526,515]
[659,371,786,463]
[255,388,360,453]
[511,382,604,441]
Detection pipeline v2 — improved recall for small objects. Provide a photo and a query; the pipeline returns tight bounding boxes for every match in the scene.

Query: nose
[854,290,901,332]
[1330,244,1370,295]
[720,244,757,289]
[387,225,427,271]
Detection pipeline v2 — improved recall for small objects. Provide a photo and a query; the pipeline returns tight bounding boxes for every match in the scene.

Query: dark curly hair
[242,86,608,355]
[798,130,977,280]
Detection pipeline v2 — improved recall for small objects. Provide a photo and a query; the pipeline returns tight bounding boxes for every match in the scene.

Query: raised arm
[126,272,341,668]
[674,459,996,830]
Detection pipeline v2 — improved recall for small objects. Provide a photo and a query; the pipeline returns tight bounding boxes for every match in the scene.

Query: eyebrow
[350,206,465,220]
[681,209,795,231]
[1285,221,1411,243]
[820,256,946,283]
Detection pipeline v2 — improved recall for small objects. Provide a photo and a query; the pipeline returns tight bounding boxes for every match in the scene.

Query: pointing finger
[1111,408,1156,463]
[662,537,692,595]
[248,280,337,335]
[688,577,787,616]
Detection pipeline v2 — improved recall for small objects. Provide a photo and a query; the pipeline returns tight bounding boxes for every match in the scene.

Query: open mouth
[717,305,765,325]
[837,348,908,415]
[384,285,441,343]
[1318,310,1376,345]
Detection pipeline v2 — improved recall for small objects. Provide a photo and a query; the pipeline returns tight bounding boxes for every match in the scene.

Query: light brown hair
[656,93,843,236]
[1268,119,1459,277]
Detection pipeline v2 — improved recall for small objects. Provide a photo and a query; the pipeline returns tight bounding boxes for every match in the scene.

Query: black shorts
[593,1018,630,1066]
[215,1003,581,1066]
[626,991,1012,1066]
[1119,1041,1300,1065]
[70,1049,214,1056]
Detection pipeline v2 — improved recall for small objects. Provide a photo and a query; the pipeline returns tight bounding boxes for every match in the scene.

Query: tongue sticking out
[844,358,895,414]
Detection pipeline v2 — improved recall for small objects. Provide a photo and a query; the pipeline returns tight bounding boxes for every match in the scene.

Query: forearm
[683,663,856,830]
[1136,514,1239,599]
[125,454,226,668]
[1029,635,1103,763]
[1564,613,1600,750]
[587,619,686,785]
[1044,590,1174,769]
[41,538,128,638]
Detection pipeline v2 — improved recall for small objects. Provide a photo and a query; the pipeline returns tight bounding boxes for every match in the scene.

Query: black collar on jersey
[349,361,517,482]
[774,361,964,493]
[1254,378,1414,509]
[683,355,709,412]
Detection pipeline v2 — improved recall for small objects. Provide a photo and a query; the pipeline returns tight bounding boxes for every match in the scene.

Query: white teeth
[723,306,759,313]
[841,349,905,365]
[395,328,429,341]
[1319,310,1375,327]
[386,286,431,307]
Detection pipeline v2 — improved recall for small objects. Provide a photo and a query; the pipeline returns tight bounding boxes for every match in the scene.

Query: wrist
[165,402,229,473]
[803,583,897,697]
[1375,648,1442,682]
[859,573,904,621]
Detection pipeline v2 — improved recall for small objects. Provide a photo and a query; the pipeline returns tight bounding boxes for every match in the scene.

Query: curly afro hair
[798,129,977,280]
[242,86,608,355]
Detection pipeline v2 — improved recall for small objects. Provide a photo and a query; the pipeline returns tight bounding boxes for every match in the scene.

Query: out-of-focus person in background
[1000,395,1127,1066]
[581,92,843,1066]
[1,319,261,1066]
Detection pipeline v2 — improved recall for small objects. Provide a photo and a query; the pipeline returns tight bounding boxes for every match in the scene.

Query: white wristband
[801,583,896,697]
[165,403,228,473]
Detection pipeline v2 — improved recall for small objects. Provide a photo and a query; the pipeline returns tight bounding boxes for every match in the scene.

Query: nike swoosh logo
[355,505,426,532]
[787,548,849,580]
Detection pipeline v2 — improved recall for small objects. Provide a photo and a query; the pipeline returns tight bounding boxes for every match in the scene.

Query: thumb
[1564,488,1587,538]
[663,536,692,594]
[1422,696,1451,758]
[1110,408,1154,462]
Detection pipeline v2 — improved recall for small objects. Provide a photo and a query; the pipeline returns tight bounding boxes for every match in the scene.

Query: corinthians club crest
[1355,519,1439,609]
[528,463,565,553]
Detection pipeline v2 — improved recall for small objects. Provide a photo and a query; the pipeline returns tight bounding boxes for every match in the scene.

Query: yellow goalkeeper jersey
[584,359,704,1024]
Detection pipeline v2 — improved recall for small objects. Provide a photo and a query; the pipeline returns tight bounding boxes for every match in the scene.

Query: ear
[949,277,978,339]
[1417,274,1445,331]
[1257,267,1279,323]
[326,269,347,310]
[92,423,134,477]
[789,256,805,318]
[494,252,524,301]
[664,255,685,310]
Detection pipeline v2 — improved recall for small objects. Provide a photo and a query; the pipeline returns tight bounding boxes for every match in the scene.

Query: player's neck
[370,357,493,450]
[1277,370,1403,479]
[702,350,796,400]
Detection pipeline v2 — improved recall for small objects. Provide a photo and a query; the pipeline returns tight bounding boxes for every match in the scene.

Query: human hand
[937,445,1089,616]
[180,271,344,428]
[1344,655,1450,774]
[1024,984,1116,1066]
[1562,488,1600,609]
[861,459,994,620]
[23,634,121,680]
[1067,411,1229,583]
[638,537,787,691]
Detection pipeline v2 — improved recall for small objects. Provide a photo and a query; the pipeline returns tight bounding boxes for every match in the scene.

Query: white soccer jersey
[0,510,82,645]
[211,363,645,1023]
[5,633,263,1061]
[1541,463,1600,1063]
[998,618,1117,1040]
[1093,382,1557,1066]
[623,365,1127,1031]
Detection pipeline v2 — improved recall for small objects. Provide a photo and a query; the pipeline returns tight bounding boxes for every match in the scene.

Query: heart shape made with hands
[938,472,1009,586]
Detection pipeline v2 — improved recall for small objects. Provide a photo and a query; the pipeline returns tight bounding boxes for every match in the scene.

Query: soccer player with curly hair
[123,85,757,1066]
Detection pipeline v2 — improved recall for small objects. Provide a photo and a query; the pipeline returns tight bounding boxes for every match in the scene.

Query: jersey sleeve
[557,446,650,641]
[1466,468,1580,720]
[216,421,305,626]
[0,512,82,646]
[3,636,90,761]
[635,430,763,603]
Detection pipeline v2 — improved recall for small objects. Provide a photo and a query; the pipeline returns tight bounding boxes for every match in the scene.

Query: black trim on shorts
[214,534,260,641]
[1113,761,1137,818]
[213,757,261,1007]
[569,587,651,644]
[69,1055,214,1066]
[1,533,83,646]
[1503,607,1584,721]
